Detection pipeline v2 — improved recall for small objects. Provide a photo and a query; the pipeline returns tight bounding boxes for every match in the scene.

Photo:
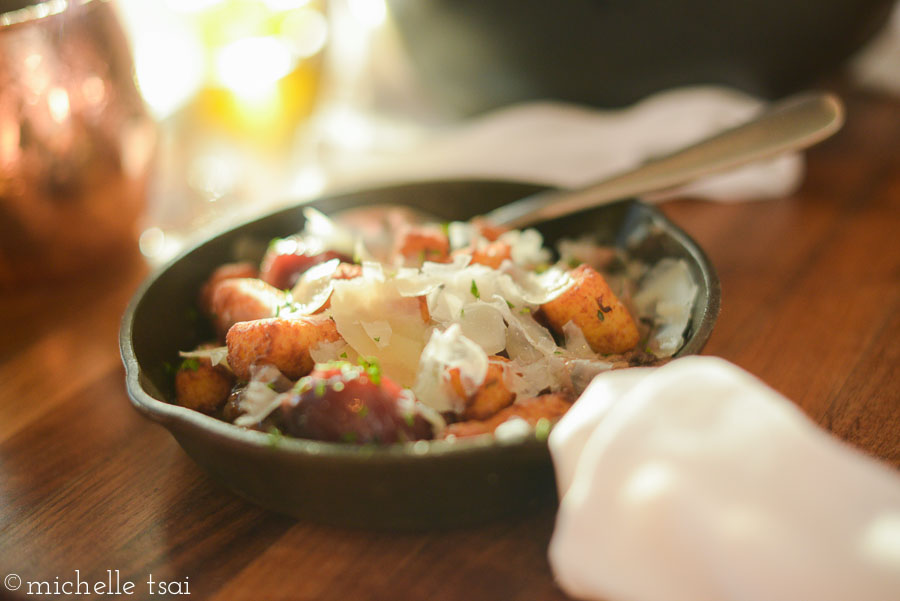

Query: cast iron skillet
[120,179,720,530]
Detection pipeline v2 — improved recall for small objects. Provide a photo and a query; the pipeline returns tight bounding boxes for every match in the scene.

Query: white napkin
[327,87,804,202]
[548,356,900,601]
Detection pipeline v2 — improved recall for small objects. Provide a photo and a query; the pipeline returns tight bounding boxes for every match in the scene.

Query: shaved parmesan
[290,258,340,314]
[330,275,429,388]
[234,365,287,426]
[413,325,489,413]
[179,346,229,368]
[632,258,698,357]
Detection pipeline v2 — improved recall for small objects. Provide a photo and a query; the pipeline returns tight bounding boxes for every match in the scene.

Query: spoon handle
[485,92,844,229]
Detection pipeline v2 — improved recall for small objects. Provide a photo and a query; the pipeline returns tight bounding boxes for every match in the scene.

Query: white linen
[548,356,900,601]
[328,87,805,202]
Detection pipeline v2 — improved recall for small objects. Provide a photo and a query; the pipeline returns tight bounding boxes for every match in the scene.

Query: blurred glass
[118,0,330,263]
[0,0,156,286]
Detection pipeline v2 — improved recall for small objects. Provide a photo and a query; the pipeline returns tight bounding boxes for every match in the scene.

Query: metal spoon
[335,92,844,229]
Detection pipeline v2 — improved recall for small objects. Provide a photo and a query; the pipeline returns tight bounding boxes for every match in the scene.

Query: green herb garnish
[314,380,327,397]
[179,358,200,371]
[267,426,283,448]
[470,279,480,299]
[294,376,313,394]
[535,418,552,442]
[358,356,382,386]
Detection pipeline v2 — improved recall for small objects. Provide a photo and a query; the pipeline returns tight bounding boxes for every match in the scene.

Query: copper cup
[0,0,155,286]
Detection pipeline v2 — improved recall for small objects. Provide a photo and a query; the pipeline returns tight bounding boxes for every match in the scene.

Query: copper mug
[0,0,155,286]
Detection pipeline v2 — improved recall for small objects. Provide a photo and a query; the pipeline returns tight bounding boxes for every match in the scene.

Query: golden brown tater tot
[210,278,285,339]
[540,264,639,354]
[443,393,572,438]
[175,357,235,414]
[226,317,342,381]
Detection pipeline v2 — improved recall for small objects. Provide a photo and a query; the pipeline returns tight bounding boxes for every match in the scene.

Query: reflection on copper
[0,0,156,286]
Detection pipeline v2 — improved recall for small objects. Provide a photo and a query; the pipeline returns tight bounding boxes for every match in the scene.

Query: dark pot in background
[387,0,895,115]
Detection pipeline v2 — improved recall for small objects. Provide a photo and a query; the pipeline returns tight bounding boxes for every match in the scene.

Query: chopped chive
[358,356,382,386]
[294,376,313,394]
[339,352,348,359]
[267,426,283,448]
[404,412,415,427]
[440,222,450,237]
[597,309,605,321]
[535,418,552,441]
[179,358,200,371]
[505,299,514,309]
[314,380,327,397]
[470,279,480,299]
[373,336,381,343]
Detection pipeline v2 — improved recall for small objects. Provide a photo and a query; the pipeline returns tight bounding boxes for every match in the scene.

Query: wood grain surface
[1,85,898,601]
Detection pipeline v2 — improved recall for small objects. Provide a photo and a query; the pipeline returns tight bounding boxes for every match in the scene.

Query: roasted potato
[453,240,512,269]
[175,357,235,414]
[540,264,639,354]
[448,356,516,420]
[199,261,258,315]
[394,224,450,265]
[226,317,342,380]
[209,278,286,339]
[443,393,572,438]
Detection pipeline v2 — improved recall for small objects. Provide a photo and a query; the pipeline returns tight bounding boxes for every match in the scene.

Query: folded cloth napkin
[327,87,804,202]
[548,356,900,601]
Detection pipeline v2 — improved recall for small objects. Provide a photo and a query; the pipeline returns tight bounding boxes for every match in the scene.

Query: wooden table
[1,85,898,601]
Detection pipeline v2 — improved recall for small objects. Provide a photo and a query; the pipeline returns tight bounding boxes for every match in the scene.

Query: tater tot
[209,278,286,338]
[540,264,639,354]
[452,240,512,269]
[226,317,342,381]
[443,393,572,438]
[199,261,259,315]
[175,358,235,414]
[448,356,516,420]
[394,225,450,265]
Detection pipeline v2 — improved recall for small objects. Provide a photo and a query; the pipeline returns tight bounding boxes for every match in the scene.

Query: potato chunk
[452,240,512,270]
[540,264,639,354]
[443,393,572,438]
[175,357,235,414]
[209,278,285,338]
[226,317,341,380]
[449,356,516,420]
[199,261,259,315]
[393,225,450,265]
